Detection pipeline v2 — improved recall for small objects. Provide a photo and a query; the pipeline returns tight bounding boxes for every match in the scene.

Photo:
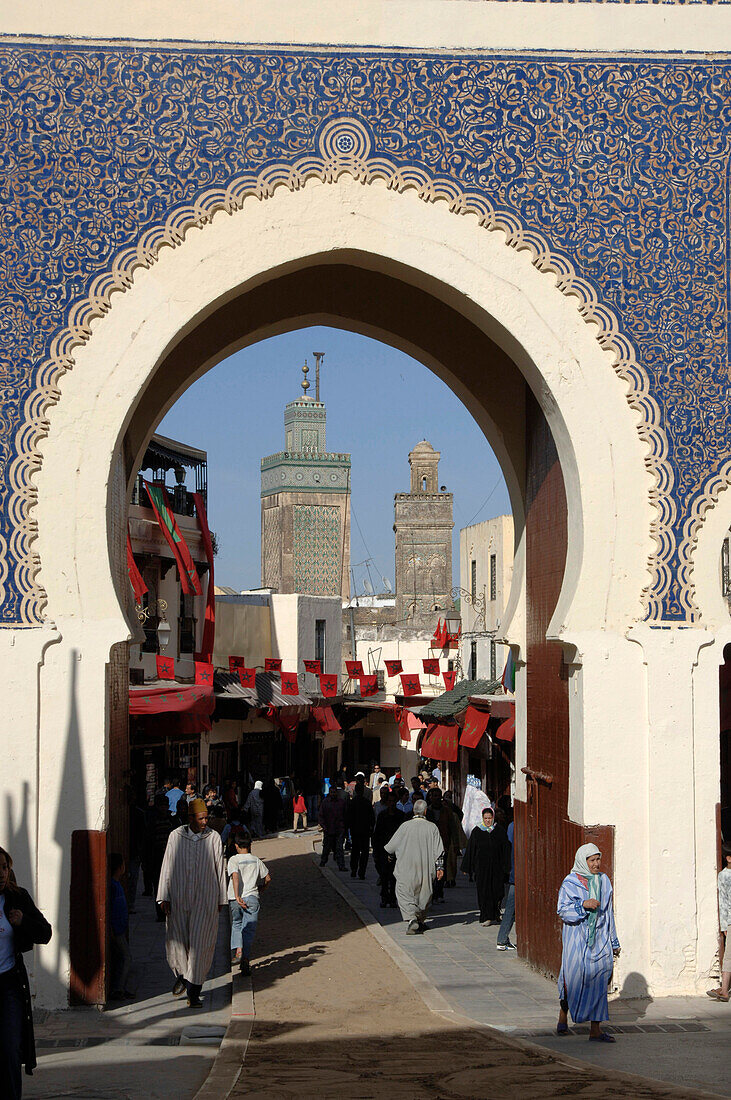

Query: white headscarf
[571,843,601,876]
[254,780,263,790]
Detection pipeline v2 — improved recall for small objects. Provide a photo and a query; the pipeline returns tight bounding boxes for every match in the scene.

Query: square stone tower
[261,361,351,598]
[394,440,453,626]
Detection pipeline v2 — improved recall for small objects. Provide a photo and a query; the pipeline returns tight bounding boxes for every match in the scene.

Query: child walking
[292,789,308,832]
[228,831,271,975]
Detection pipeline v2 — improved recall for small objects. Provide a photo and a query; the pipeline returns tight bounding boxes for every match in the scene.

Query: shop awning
[459,705,490,748]
[418,678,501,722]
[129,680,215,735]
[214,670,312,708]
[312,705,341,733]
[420,723,459,763]
[495,716,516,742]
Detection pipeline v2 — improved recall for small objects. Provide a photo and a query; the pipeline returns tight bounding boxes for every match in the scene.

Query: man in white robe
[384,799,444,934]
[157,798,227,1007]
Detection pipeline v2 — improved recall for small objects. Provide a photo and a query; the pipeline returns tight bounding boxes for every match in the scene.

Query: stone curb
[312,839,723,1100]
[192,968,253,1100]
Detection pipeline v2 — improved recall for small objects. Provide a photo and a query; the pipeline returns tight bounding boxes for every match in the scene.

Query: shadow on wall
[616,971,653,1021]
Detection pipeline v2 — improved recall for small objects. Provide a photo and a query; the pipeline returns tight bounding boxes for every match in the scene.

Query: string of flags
[158,651,461,697]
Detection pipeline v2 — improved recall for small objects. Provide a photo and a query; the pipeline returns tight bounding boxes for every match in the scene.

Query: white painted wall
[459,514,514,683]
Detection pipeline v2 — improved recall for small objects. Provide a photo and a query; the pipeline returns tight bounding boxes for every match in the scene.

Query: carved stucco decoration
[0,49,729,624]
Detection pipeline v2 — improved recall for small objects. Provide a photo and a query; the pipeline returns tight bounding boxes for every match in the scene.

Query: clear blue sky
[159,327,510,593]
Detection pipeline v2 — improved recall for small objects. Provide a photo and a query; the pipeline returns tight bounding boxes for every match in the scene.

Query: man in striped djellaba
[157,798,227,1007]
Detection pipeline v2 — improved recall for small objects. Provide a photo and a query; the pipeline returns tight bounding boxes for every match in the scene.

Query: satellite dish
[382,577,393,593]
[363,579,374,594]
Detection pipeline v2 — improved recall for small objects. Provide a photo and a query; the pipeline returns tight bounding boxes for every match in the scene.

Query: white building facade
[459,515,514,685]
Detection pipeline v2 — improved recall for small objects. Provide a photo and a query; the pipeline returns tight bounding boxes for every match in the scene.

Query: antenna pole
[313,351,325,402]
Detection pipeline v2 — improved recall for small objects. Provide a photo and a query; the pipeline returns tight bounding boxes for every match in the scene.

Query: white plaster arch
[34,175,654,654]
[691,477,731,639]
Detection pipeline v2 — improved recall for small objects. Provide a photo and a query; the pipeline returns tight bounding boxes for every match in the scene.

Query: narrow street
[233,836,721,1099]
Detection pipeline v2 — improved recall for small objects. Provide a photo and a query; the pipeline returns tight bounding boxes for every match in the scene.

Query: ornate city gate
[1,6,729,1004]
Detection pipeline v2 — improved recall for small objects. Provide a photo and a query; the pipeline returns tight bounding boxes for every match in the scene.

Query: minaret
[260,360,351,598]
[394,440,453,625]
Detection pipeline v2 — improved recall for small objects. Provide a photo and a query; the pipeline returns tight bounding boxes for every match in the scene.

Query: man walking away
[345,779,375,879]
[157,798,227,1007]
[496,818,517,951]
[373,785,390,820]
[163,776,186,817]
[372,790,403,907]
[227,831,271,976]
[384,800,444,934]
[244,781,265,838]
[318,781,346,870]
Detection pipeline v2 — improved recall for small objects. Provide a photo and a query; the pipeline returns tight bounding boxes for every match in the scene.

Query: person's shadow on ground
[616,971,653,1021]
[248,945,327,991]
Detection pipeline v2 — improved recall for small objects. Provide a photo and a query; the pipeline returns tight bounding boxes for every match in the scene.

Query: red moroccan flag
[396,706,412,742]
[400,673,421,697]
[423,658,440,675]
[195,661,214,686]
[359,674,378,697]
[156,655,174,680]
[385,659,403,676]
[265,657,282,673]
[229,655,247,673]
[460,705,490,749]
[319,673,338,698]
[281,671,299,696]
[304,659,322,675]
[442,669,457,691]
[192,492,215,663]
[143,481,202,596]
[126,531,147,603]
[237,667,257,690]
[430,618,443,648]
[345,660,364,678]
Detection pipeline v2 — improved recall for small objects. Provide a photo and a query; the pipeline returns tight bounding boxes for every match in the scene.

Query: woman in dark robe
[0,846,52,1099]
[461,806,511,925]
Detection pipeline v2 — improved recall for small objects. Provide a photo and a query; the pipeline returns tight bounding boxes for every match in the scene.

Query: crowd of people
[3,766,728,1097]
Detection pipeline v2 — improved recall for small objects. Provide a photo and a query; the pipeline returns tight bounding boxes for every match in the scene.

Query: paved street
[26,895,230,1099]
[310,832,729,1098]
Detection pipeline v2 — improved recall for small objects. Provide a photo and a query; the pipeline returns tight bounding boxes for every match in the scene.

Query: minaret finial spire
[301,359,310,397]
[313,351,325,402]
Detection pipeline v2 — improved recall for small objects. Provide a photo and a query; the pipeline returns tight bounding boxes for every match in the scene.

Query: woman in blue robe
[557,843,620,1042]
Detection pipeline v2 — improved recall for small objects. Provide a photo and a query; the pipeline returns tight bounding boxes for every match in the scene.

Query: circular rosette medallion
[317,117,373,171]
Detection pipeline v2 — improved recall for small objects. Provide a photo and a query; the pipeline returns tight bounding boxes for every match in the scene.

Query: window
[178,591,196,656]
[422,476,427,491]
[470,559,477,600]
[470,640,477,679]
[315,619,326,666]
[490,553,497,601]
[490,640,497,680]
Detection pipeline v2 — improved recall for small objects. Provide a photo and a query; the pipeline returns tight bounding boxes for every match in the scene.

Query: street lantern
[157,616,171,651]
[445,613,461,635]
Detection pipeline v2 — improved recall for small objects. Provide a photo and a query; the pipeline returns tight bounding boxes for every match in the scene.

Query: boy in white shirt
[227,832,271,975]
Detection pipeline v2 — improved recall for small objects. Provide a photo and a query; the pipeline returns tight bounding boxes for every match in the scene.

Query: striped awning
[214,670,312,708]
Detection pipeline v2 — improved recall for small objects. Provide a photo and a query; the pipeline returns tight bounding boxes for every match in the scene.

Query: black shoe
[187,997,204,1008]
[240,958,250,976]
[172,976,186,997]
